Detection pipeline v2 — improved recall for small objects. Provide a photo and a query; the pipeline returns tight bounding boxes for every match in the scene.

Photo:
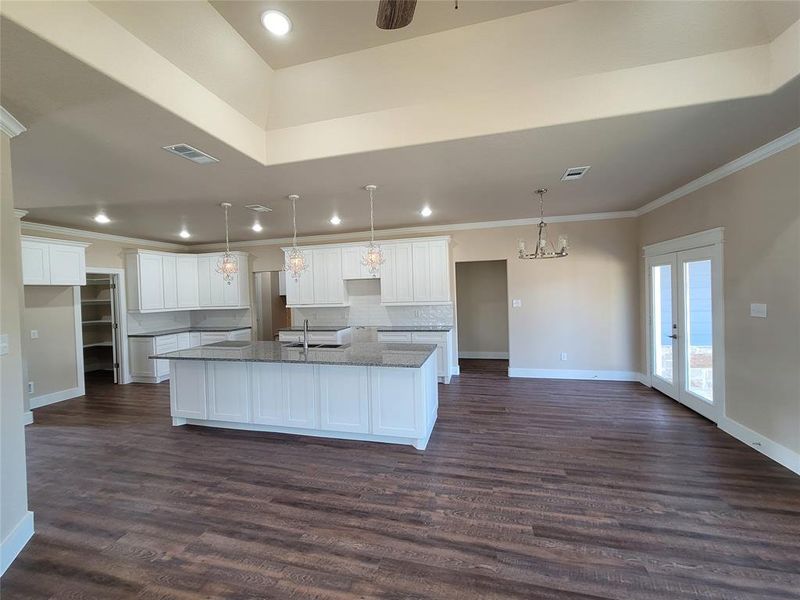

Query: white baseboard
[719,417,800,476]
[458,351,509,359]
[131,375,169,384]
[1,511,34,576]
[637,373,651,387]
[22,411,33,426]
[29,386,83,409]
[451,366,460,376]
[508,368,641,381]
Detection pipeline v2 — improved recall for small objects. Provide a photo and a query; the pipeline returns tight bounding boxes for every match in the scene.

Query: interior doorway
[645,229,725,423]
[455,260,509,374]
[81,268,126,385]
[253,271,290,341]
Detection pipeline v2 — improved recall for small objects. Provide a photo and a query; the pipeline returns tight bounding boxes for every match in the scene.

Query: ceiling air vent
[244,204,273,213]
[162,143,219,165]
[561,165,591,181]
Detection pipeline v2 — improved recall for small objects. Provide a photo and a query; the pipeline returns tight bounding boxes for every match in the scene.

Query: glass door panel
[684,260,713,402]
[652,264,674,383]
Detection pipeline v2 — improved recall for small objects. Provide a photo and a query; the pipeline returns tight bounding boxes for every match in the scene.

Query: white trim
[13,209,28,219]
[20,221,187,251]
[193,211,636,251]
[280,234,452,253]
[0,106,26,138]
[643,227,724,257]
[29,386,83,410]
[458,351,509,359]
[0,511,34,576]
[20,234,91,249]
[508,368,640,381]
[73,287,86,395]
[86,267,131,384]
[450,366,460,376]
[22,411,33,425]
[719,417,800,476]
[637,373,651,387]
[636,127,800,216]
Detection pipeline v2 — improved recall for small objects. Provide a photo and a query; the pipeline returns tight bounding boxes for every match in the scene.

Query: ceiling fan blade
[376,0,417,30]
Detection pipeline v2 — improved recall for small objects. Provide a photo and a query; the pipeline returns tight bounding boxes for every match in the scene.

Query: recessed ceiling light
[252,222,263,233]
[261,10,292,36]
[94,213,110,224]
[329,215,341,225]
[179,229,191,239]
[420,206,432,217]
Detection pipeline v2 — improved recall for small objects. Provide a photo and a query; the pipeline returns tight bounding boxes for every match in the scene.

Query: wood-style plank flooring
[3,367,800,599]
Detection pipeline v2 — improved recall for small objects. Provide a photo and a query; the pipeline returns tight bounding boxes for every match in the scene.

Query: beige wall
[0,132,31,553]
[455,260,509,356]
[23,286,78,401]
[639,145,800,453]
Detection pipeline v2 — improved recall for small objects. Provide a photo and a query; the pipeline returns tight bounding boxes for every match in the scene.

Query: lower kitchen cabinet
[170,361,207,419]
[318,365,370,433]
[207,361,250,422]
[283,364,318,428]
[251,362,284,425]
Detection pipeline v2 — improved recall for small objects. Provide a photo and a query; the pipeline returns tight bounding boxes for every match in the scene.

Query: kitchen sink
[283,342,343,349]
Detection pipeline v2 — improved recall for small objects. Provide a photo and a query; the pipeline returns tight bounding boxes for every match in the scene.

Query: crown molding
[19,221,187,251]
[636,127,800,217]
[21,234,92,249]
[190,210,637,251]
[13,209,28,219]
[0,107,26,138]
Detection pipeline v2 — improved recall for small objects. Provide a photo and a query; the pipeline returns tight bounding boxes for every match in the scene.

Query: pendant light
[215,202,239,284]
[284,194,308,281]
[361,184,385,275]
[517,188,569,260]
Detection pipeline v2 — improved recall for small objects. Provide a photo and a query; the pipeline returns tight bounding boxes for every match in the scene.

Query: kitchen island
[151,340,439,450]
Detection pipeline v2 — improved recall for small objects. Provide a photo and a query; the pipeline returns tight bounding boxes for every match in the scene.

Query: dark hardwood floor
[3,368,800,599]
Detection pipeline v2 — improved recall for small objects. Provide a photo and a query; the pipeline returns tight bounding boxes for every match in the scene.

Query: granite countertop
[277,325,352,332]
[128,326,251,338]
[150,340,436,368]
[375,326,453,332]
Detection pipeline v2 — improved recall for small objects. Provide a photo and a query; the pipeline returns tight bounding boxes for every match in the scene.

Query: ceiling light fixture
[215,202,238,284]
[284,194,308,281]
[517,188,569,260]
[420,206,432,217]
[179,229,191,239]
[252,222,263,233]
[94,213,110,224]
[330,215,341,225]
[261,10,292,36]
[361,185,385,275]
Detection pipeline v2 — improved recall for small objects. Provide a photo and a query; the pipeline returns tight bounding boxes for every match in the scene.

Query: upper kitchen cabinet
[342,245,379,279]
[284,248,346,306]
[412,239,450,303]
[21,236,89,286]
[127,250,249,312]
[380,243,414,304]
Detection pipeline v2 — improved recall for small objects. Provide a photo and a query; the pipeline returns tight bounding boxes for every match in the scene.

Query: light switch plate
[30,330,39,339]
[512,299,522,308]
[560,352,568,361]
[750,303,767,318]
[0,334,8,356]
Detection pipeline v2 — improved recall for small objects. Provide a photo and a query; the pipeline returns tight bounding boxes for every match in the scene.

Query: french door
[647,243,723,422]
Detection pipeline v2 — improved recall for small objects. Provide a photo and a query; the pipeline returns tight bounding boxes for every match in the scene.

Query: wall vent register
[561,166,591,181]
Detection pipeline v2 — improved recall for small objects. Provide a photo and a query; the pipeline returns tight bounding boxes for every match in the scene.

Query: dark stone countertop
[150,340,436,369]
[375,326,453,332]
[277,325,352,332]
[128,326,251,338]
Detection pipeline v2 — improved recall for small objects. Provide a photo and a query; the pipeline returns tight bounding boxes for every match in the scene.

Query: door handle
[667,334,678,339]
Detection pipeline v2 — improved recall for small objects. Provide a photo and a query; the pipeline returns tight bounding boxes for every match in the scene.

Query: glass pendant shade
[360,185,385,274]
[215,202,239,284]
[284,194,308,281]
[518,189,569,260]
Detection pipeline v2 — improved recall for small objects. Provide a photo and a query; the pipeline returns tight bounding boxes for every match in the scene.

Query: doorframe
[85,267,130,385]
[643,228,725,419]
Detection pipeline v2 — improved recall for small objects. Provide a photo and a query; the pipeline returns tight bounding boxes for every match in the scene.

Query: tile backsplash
[292,279,453,327]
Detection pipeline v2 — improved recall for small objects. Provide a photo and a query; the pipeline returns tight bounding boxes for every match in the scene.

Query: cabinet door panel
[380,245,397,303]
[428,240,450,301]
[208,255,226,306]
[129,339,156,377]
[282,364,318,428]
[139,254,164,310]
[325,249,344,304]
[207,362,249,422]
[412,242,431,302]
[162,255,178,309]
[394,244,414,302]
[222,269,240,306]
[177,255,199,308]
[319,365,369,433]
[252,362,283,425]
[49,245,85,285]
[197,256,212,307]
[370,367,422,437]
[21,241,51,285]
[341,246,362,280]
[171,361,207,419]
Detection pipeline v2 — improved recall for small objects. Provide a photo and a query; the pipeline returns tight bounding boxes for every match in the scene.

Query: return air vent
[244,204,273,213]
[561,165,591,181]
[162,143,219,165]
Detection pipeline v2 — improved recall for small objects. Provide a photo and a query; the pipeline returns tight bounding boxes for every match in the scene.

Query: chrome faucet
[303,319,309,353]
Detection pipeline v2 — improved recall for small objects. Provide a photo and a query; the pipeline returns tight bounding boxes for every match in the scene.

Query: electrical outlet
[28,381,34,394]
[30,330,39,339]
[750,303,767,318]
[560,352,567,361]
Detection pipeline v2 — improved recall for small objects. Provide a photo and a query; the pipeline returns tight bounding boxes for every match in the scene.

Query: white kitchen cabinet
[251,362,284,425]
[21,236,88,286]
[176,255,199,308]
[312,248,345,304]
[412,240,450,303]
[197,256,212,307]
[319,365,370,433]
[380,243,414,304]
[170,361,207,419]
[277,328,353,345]
[370,366,424,437]
[377,329,453,383]
[285,250,315,306]
[282,363,318,428]
[342,245,378,279]
[162,254,178,309]
[207,361,250,423]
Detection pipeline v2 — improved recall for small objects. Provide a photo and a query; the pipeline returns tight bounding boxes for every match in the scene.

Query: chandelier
[284,194,308,281]
[215,202,238,284]
[361,184,385,275]
[518,188,569,260]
